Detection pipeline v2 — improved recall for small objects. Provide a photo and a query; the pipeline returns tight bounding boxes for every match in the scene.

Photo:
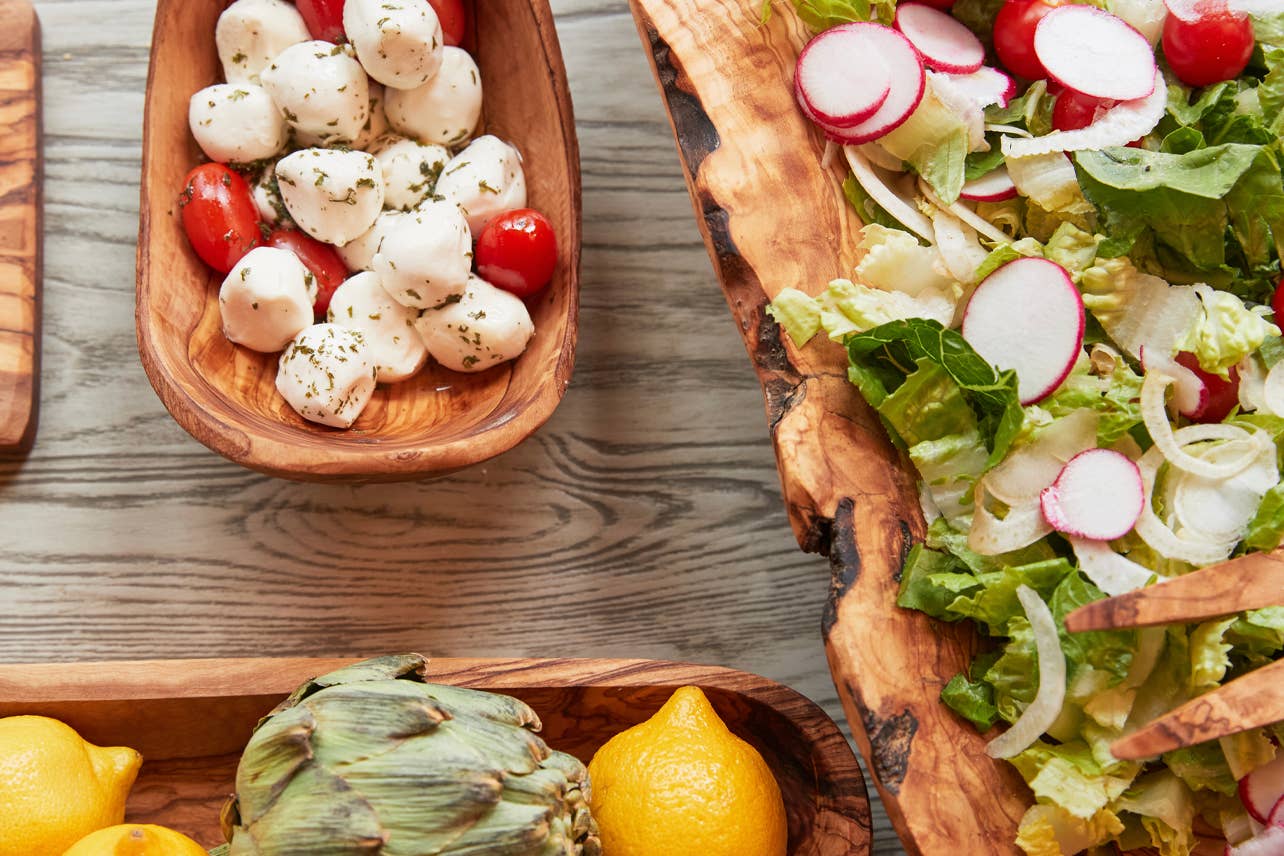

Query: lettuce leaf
[1163,741,1237,797]
[941,673,999,730]
[1178,286,1280,377]
[1011,741,1133,820]
[1016,804,1125,856]
[1112,770,1197,856]
[1189,618,1237,693]
[878,78,971,203]
[791,0,894,28]
[1041,353,1145,447]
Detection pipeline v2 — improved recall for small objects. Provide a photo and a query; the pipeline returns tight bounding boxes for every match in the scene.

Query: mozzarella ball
[337,209,404,271]
[343,0,444,90]
[369,135,449,211]
[276,324,376,428]
[251,163,292,227]
[276,148,385,247]
[327,271,427,382]
[260,41,369,146]
[434,135,527,234]
[189,84,286,164]
[219,246,317,353]
[415,275,534,372]
[372,201,471,309]
[352,83,391,151]
[216,0,310,84]
[384,47,482,146]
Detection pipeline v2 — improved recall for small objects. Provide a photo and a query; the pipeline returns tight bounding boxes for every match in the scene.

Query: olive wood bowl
[0,656,872,854]
[137,0,580,482]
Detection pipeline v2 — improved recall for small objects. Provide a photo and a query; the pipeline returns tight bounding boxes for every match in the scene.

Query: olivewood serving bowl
[0,656,872,854]
[137,0,580,482]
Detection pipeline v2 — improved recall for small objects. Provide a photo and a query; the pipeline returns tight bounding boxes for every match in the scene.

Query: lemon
[0,716,142,856]
[61,824,208,856]
[587,686,788,856]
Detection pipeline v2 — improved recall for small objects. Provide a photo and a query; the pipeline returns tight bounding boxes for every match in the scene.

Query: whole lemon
[587,686,788,856]
[0,716,141,856]
[61,824,208,856]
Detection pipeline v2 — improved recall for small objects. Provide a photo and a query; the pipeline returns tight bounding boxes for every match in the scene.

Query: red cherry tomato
[993,0,1072,81]
[266,228,350,318]
[1273,277,1284,324]
[1052,89,1107,132]
[427,0,467,47]
[1162,9,1254,88]
[296,0,347,42]
[1175,351,1240,424]
[475,209,558,299]
[179,164,262,274]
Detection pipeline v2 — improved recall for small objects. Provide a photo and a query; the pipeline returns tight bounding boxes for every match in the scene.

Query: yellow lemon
[61,824,208,856]
[0,716,142,856]
[587,686,788,856]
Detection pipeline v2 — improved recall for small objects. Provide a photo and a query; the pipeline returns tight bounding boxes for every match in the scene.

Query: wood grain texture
[627,1,1030,852]
[0,0,41,452]
[0,656,872,854]
[136,0,581,481]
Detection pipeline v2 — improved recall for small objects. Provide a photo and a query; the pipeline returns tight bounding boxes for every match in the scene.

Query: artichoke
[219,654,600,856]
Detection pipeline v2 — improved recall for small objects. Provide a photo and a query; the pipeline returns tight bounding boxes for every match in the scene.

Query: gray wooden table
[3,1,902,851]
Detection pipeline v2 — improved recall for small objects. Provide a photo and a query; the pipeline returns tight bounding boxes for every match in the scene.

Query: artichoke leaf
[306,681,449,763]
[499,765,570,807]
[416,683,542,731]
[233,763,386,855]
[439,714,548,776]
[235,704,318,824]
[269,655,431,722]
[430,799,556,856]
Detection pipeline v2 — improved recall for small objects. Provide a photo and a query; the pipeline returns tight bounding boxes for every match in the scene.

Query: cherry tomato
[993,0,1072,81]
[475,209,558,299]
[1052,89,1106,132]
[266,228,350,318]
[1162,9,1254,88]
[1175,351,1240,424]
[1273,277,1284,325]
[296,0,346,42]
[427,0,467,47]
[179,163,262,274]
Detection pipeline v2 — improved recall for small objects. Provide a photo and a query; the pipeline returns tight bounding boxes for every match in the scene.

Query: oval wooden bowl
[0,656,872,854]
[136,0,581,482]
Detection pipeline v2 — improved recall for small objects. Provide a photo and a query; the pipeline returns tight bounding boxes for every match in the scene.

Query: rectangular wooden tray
[0,656,871,854]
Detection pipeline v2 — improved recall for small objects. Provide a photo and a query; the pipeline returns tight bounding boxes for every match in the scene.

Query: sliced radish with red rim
[1241,755,1284,825]
[1040,449,1144,540]
[960,166,1017,201]
[944,66,1016,108]
[821,25,926,145]
[1034,5,1158,102]
[961,257,1085,405]
[895,3,985,73]
[1227,826,1284,856]
[795,24,893,128]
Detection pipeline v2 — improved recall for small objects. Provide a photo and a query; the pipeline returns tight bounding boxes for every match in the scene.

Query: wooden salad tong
[1065,551,1284,760]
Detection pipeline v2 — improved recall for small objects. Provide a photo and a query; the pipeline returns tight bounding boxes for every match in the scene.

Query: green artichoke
[219,654,600,856]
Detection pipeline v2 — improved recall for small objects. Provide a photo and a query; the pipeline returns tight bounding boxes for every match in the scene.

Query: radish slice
[986,585,1066,759]
[946,66,1016,109]
[970,489,1054,555]
[1270,795,1284,827]
[795,24,893,128]
[1070,538,1161,596]
[1001,72,1167,158]
[1227,825,1284,856]
[843,146,937,242]
[894,3,985,74]
[1241,756,1284,825]
[828,25,926,145]
[960,166,1017,202]
[987,408,1098,507]
[962,258,1085,405]
[1040,449,1144,540]
[1034,5,1158,102]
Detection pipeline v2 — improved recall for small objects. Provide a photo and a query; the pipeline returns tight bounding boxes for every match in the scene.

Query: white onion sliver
[1070,537,1162,596]
[917,178,1012,244]
[1171,439,1278,543]
[1238,354,1267,414]
[987,585,1067,759]
[1141,372,1261,480]
[858,142,906,172]
[821,140,838,171]
[1002,73,1167,158]
[1262,360,1284,417]
[844,146,936,242]
[929,209,990,284]
[987,409,1098,506]
[969,482,1054,555]
[986,123,1032,138]
[1135,445,1241,564]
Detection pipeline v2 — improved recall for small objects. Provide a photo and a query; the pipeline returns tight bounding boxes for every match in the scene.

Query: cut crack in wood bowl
[136,0,580,482]
[0,656,872,855]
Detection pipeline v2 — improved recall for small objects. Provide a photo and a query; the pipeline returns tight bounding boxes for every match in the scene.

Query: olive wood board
[0,0,41,453]
[625,2,1226,854]
[0,656,871,854]
[136,0,580,481]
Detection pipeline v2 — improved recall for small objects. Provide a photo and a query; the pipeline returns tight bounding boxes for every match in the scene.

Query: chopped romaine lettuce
[1178,286,1280,377]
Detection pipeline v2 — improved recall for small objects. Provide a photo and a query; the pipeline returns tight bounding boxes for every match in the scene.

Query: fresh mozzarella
[276,324,376,428]
[337,209,405,271]
[384,46,482,146]
[369,135,449,211]
[275,148,385,247]
[260,40,369,146]
[415,274,534,372]
[343,0,444,90]
[215,0,310,84]
[188,83,286,164]
[327,271,427,382]
[352,83,391,150]
[372,200,471,309]
[219,246,317,353]
[251,163,291,227]
[434,135,527,233]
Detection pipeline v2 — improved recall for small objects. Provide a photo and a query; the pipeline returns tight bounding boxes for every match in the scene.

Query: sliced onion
[1001,73,1166,158]
[1142,348,1205,414]
[1135,444,1241,564]
[917,178,1012,244]
[987,409,1098,506]
[822,139,839,170]
[1263,359,1284,417]
[1171,438,1278,543]
[858,142,906,172]
[1070,537,1162,596]
[1238,354,1267,414]
[986,123,1032,138]
[929,209,990,284]
[969,482,1053,555]
[1091,275,1200,362]
[987,585,1067,759]
[844,145,936,242]
[1141,372,1263,479]
[1004,152,1084,213]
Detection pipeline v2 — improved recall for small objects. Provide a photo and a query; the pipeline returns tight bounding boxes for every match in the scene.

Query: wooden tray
[136,0,580,482]
[0,657,872,854]
[627,1,1031,853]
